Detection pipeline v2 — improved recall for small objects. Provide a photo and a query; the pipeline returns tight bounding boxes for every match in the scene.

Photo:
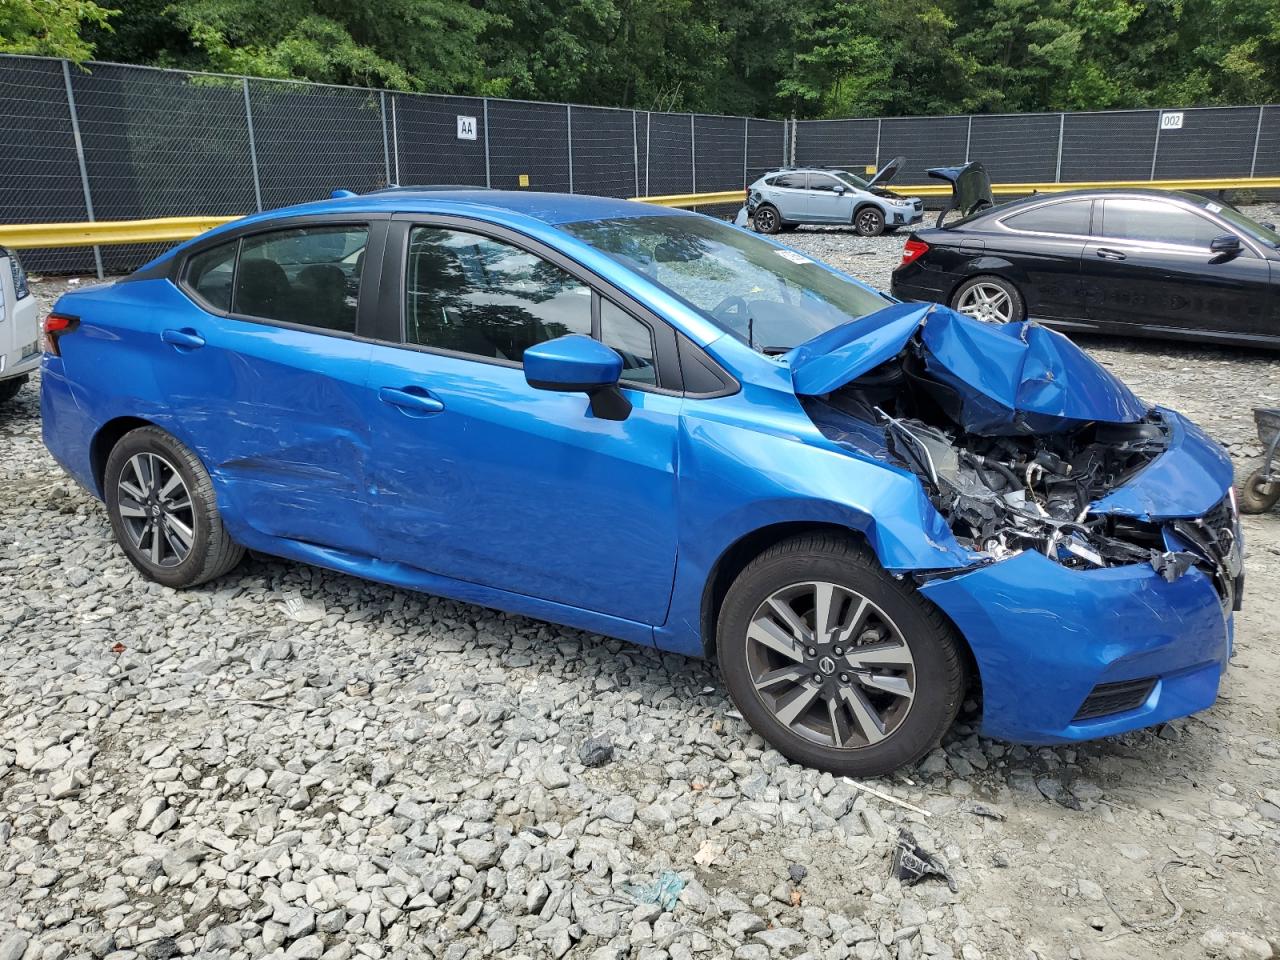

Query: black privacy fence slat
[569,106,638,199]
[0,55,1275,276]
[394,93,488,188]
[0,57,95,273]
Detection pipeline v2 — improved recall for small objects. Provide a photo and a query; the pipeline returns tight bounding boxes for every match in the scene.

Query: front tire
[753,205,782,235]
[104,426,244,588]
[717,534,964,776]
[950,275,1025,324]
[854,207,885,236]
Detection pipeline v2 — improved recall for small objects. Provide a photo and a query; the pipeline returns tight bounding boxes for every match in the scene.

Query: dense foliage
[4,0,1279,117]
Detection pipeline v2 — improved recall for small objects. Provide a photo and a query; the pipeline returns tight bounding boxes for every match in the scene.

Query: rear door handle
[1095,248,1127,261]
[379,386,445,415]
[161,328,205,349]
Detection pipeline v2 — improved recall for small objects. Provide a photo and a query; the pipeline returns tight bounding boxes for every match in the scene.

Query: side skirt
[230,529,659,649]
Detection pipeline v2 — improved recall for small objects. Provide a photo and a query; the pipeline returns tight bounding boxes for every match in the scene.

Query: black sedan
[891,188,1280,350]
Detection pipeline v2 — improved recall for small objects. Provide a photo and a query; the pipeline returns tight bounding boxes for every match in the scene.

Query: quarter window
[405,227,591,362]
[1001,199,1092,235]
[232,226,367,332]
[1100,199,1223,247]
[186,241,237,311]
[600,300,657,386]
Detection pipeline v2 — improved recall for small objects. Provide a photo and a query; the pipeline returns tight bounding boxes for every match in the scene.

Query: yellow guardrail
[2,177,1278,250]
[0,215,238,249]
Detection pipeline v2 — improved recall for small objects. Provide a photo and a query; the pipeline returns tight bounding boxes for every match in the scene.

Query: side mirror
[524,334,632,421]
[1209,234,1241,261]
[833,185,847,195]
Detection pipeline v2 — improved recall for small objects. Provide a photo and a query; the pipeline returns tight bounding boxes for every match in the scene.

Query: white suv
[737,157,924,236]
[0,246,39,408]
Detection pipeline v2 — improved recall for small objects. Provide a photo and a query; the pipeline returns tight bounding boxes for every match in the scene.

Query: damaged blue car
[40,190,1242,775]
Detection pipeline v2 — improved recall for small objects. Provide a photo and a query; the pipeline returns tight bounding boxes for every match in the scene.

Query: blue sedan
[40,190,1242,775]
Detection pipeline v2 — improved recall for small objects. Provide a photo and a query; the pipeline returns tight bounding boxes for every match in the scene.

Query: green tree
[1,0,118,59]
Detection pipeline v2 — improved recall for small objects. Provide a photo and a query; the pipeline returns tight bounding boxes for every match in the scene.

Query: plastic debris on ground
[625,871,685,911]
[891,829,958,892]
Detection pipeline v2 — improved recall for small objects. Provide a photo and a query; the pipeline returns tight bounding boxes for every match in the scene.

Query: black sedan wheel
[753,205,782,234]
[951,275,1025,324]
[105,426,245,588]
[854,207,885,236]
[718,534,964,776]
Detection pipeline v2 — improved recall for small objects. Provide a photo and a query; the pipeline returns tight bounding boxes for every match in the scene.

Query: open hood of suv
[865,155,904,190]
[785,303,1148,433]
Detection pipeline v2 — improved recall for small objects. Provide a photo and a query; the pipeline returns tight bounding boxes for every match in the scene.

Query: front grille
[1073,677,1156,721]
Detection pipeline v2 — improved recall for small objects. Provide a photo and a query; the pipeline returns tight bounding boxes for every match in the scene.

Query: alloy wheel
[116,452,195,567]
[956,282,1015,323]
[745,581,916,749]
[755,208,778,232]
[856,209,882,234]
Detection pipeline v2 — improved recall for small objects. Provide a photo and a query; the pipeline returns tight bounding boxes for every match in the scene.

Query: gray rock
[0,933,27,960]
[578,735,615,767]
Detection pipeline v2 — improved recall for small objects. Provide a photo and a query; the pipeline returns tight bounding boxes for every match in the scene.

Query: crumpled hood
[786,303,1149,433]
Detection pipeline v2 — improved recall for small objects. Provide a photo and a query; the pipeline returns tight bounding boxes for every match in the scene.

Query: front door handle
[1095,247,1127,261]
[379,386,445,415]
[161,328,205,349]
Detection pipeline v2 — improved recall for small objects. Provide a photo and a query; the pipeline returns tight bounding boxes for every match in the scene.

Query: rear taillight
[43,312,79,356]
[900,238,929,266]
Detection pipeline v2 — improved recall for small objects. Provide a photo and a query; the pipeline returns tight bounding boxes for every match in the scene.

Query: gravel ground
[1,221,1278,960]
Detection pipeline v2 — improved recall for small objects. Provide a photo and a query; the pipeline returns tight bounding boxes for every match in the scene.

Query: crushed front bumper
[920,550,1233,743]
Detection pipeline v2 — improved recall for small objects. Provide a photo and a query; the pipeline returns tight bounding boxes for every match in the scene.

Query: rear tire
[104,426,244,588]
[950,275,1025,324]
[1238,468,1280,514]
[717,533,964,776]
[753,205,782,235]
[0,375,27,404]
[854,207,885,236]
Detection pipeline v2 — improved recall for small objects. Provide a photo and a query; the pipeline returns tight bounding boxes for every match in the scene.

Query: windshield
[561,215,889,351]
[1199,199,1280,248]
[834,171,870,190]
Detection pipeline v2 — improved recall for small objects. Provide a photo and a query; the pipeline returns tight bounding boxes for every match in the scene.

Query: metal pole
[391,94,401,185]
[645,112,651,196]
[483,99,492,188]
[690,114,697,192]
[790,116,798,166]
[632,110,640,197]
[62,60,103,280]
[378,91,391,189]
[1250,105,1264,178]
[566,104,574,193]
[1055,113,1065,182]
[1150,112,1161,181]
[874,118,882,169]
[964,115,973,163]
[742,116,749,187]
[781,118,787,165]
[243,79,264,211]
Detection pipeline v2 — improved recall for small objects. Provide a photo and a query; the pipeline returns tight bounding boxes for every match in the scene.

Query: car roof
[974,187,1216,214]
[240,189,690,228]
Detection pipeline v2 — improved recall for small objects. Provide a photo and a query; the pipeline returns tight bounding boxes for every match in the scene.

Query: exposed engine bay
[801,324,1241,603]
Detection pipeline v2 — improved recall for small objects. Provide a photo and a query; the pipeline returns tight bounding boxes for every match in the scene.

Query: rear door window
[232,226,368,333]
[1100,199,1223,247]
[772,173,807,190]
[1001,199,1092,235]
[186,242,236,311]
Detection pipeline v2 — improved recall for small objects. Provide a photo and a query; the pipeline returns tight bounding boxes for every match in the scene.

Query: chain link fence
[0,55,790,275]
[2,53,1276,276]
[794,105,1279,187]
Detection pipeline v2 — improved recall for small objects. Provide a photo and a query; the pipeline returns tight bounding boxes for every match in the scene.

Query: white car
[737,157,925,236]
[0,246,39,407]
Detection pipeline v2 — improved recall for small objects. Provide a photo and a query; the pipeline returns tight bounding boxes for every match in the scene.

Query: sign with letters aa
[457,116,478,141]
